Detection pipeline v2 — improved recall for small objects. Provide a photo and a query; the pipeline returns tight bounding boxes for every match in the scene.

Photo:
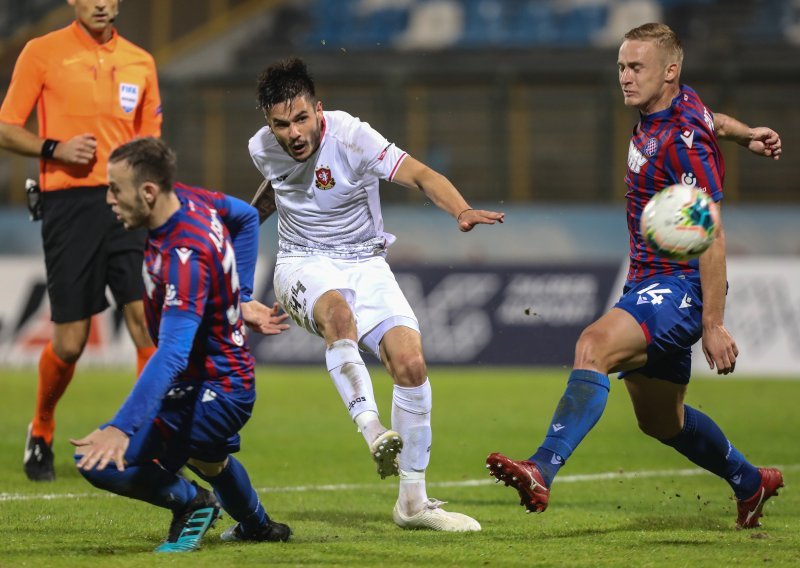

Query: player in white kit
[249,58,504,531]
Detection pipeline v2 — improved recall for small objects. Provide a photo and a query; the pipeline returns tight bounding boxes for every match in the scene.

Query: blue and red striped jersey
[625,85,724,285]
[143,186,254,392]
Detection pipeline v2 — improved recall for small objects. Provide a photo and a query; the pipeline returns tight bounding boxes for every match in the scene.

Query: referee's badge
[314,166,336,190]
[119,83,140,113]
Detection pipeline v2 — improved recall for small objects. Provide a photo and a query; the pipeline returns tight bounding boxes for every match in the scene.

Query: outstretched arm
[251,179,277,225]
[390,155,505,232]
[713,112,781,160]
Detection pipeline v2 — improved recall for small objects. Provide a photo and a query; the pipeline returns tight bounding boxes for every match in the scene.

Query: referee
[0,0,162,481]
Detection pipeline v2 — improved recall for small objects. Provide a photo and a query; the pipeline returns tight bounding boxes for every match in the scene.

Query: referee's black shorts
[41,186,146,323]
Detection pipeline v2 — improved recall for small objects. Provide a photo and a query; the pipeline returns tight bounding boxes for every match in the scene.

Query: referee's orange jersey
[0,21,162,191]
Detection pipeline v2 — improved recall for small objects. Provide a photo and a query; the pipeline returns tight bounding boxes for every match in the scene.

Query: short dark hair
[256,57,316,111]
[109,137,176,191]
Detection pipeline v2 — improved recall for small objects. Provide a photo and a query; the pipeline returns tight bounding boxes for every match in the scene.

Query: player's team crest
[315,166,336,190]
[119,83,139,113]
[644,137,659,157]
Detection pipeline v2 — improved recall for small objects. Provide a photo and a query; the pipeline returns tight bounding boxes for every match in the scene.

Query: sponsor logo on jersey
[377,145,390,161]
[119,83,140,113]
[164,283,182,307]
[681,172,697,187]
[627,141,647,173]
[644,137,659,157]
[314,166,336,190]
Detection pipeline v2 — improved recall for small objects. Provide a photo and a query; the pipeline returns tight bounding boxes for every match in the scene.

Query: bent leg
[188,457,267,532]
[317,291,387,448]
[625,373,761,499]
[75,422,197,511]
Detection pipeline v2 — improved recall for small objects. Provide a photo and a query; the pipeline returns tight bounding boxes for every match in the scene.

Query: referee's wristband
[41,139,59,160]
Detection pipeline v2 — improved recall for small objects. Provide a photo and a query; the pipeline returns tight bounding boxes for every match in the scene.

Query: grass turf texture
[1,366,798,567]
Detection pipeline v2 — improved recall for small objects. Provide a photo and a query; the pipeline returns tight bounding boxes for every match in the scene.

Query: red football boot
[486,452,550,513]
[736,467,784,529]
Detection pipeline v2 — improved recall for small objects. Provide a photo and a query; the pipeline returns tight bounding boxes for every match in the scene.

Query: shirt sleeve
[213,195,259,303]
[0,40,47,126]
[106,313,199,435]
[135,54,162,137]
[344,116,408,181]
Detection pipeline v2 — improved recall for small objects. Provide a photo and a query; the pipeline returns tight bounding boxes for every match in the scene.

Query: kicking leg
[487,308,646,512]
[317,291,401,478]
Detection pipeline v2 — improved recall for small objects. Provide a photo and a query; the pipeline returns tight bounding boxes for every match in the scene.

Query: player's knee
[636,417,680,440]
[73,454,100,484]
[52,339,86,363]
[316,300,356,341]
[389,351,427,387]
[573,327,614,370]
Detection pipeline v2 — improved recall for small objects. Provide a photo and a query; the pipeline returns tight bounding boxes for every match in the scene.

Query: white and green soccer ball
[640,183,719,261]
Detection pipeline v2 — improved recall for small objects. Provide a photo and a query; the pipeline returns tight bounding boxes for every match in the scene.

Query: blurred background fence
[0,0,798,371]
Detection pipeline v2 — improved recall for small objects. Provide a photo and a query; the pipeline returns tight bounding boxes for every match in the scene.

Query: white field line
[1,463,796,503]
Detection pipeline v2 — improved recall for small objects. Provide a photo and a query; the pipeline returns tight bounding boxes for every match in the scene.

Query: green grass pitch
[1,366,798,566]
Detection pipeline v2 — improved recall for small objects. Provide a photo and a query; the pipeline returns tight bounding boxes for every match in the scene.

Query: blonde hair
[624,23,684,66]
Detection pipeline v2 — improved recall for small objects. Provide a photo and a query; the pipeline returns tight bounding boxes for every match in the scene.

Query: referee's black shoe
[24,424,55,482]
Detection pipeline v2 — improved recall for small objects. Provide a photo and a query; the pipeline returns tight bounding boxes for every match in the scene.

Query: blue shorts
[614,275,703,384]
[122,382,254,472]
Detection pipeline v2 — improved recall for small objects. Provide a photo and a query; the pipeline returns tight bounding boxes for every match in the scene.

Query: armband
[41,139,59,160]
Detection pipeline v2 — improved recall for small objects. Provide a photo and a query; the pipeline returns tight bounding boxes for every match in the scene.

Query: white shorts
[273,255,419,356]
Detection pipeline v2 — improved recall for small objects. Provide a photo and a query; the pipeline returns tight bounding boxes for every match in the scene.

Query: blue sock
[76,457,196,512]
[190,456,268,534]
[660,405,760,499]
[530,369,610,486]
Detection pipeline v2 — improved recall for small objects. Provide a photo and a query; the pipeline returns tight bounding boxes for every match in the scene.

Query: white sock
[392,379,433,512]
[398,469,428,514]
[354,410,384,446]
[325,339,382,443]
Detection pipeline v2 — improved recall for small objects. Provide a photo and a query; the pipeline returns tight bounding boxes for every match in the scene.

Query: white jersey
[248,110,409,259]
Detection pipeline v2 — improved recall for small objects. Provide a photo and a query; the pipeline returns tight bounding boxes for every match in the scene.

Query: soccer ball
[640,184,719,261]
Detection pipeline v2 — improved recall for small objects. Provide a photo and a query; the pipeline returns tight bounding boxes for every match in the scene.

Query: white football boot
[370,430,403,479]
[393,498,481,532]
